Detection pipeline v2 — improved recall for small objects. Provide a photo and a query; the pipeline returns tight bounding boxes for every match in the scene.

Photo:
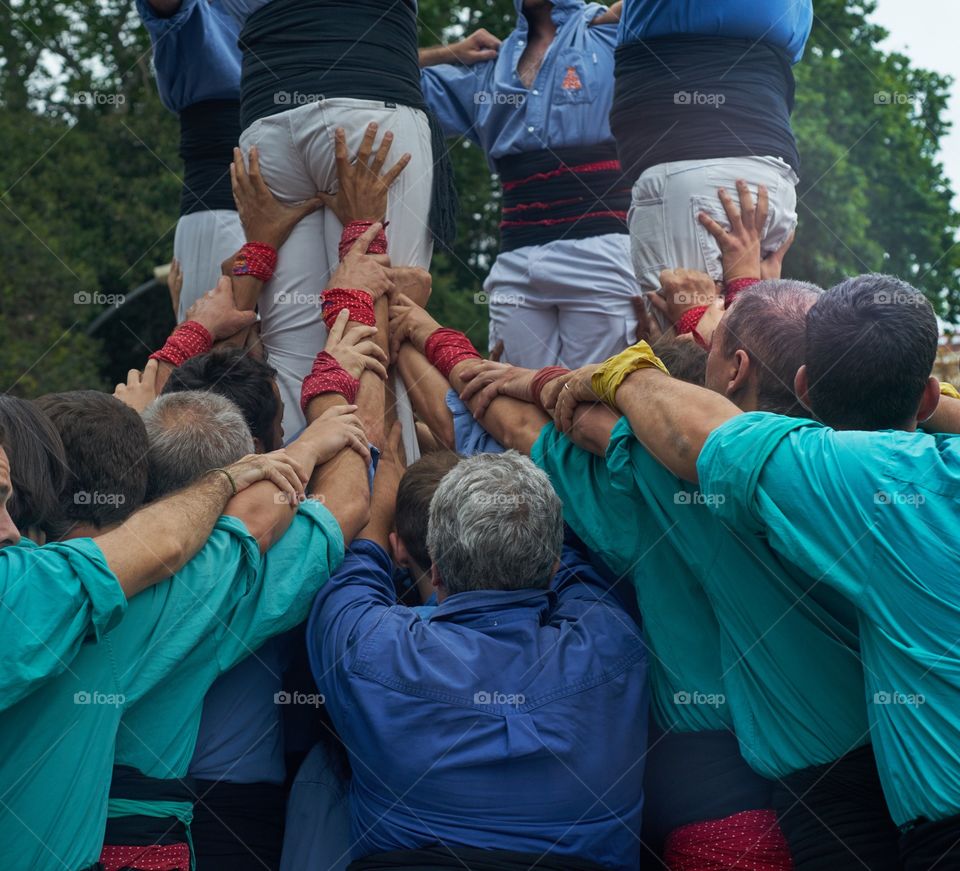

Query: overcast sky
[871,0,959,198]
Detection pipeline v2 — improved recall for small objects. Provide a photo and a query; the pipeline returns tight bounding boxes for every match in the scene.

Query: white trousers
[486,233,641,369]
[240,98,433,452]
[628,155,799,294]
[173,209,246,321]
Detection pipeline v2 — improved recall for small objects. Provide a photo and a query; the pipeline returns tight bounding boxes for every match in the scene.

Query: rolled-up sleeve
[421,64,485,141]
[0,538,125,710]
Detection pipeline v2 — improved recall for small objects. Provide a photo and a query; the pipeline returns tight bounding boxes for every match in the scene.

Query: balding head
[142,391,254,500]
[707,279,822,417]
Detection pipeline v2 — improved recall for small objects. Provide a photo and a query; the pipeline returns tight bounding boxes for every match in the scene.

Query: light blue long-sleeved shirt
[618,0,813,65]
[421,0,618,166]
[136,0,242,113]
[700,412,960,826]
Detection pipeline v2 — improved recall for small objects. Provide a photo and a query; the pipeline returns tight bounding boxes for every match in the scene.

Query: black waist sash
[349,846,610,871]
[495,144,630,252]
[179,99,241,217]
[103,764,196,846]
[612,35,799,182]
[239,0,456,245]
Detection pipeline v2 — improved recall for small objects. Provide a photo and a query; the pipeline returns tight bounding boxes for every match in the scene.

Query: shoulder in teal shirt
[533,419,729,732]
[0,536,125,712]
[699,411,960,825]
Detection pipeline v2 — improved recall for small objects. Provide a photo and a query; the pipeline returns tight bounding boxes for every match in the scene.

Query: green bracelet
[209,467,238,496]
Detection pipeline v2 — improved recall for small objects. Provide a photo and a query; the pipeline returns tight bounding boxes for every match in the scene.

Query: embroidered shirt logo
[562,66,583,90]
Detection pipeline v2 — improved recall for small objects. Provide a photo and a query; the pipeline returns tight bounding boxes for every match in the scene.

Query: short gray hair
[426,451,563,596]
[142,390,254,500]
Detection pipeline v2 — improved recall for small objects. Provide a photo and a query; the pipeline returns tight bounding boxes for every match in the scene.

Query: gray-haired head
[142,390,254,500]
[426,451,563,597]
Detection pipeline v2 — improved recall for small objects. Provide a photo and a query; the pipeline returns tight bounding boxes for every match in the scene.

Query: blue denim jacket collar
[429,587,556,625]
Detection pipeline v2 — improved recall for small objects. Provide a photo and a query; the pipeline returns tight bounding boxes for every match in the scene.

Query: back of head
[142,390,254,500]
[36,391,149,534]
[654,336,707,386]
[395,450,461,571]
[427,451,563,597]
[0,396,66,538]
[163,348,282,452]
[719,279,823,417]
[805,274,939,430]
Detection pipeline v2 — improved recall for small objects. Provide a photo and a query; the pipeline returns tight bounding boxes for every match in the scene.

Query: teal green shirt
[699,412,960,825]
[533,421,729,732]
[607,421,868,779]
[114,499,344,780]
[0,537,126,712]
[0,502,343,870]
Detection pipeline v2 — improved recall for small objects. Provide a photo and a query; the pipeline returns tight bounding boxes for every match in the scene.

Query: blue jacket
[308,537,648,868]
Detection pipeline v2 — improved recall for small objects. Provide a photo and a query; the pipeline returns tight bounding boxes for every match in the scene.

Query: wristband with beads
[149,320,213,367]
[724,277,760,308]
[321,288,376,329]
[339,220,388,261]
[232,242,278,283]
[424,328,482,379]
[531,366,571,413]
[300,351,360,412]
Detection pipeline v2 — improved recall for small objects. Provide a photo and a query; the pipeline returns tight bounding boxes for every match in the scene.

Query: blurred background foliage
[0,0,957,395]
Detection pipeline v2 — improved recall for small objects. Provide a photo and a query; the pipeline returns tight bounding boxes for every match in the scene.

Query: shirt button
[532,89,539,95]
[527,126,535,132]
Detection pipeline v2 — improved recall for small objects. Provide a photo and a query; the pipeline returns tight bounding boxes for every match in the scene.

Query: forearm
[396,343,455,449]
[305,394,371,541]
[232,274,264,312]
[419,45,457,67]
[567,404,619,457]
[96,472,233,597]
[357,297,388,449]
[448,361,548,455]
[616,370,740,482]
[154,360,176,393]
[922,395,960,434]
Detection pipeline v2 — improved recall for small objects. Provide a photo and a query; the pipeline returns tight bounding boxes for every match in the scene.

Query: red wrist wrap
[675,305,709,336]
[149,320,213,367]
[232,242,278,283]
[724,277,760,308]
[531,366,571,413]
[321,288,376,329]
[300,351,360,412]
[424,328,482,379]
[339,221,388,261]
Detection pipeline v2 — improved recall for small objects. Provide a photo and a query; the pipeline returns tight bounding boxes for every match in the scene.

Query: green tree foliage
[0,0,957,396]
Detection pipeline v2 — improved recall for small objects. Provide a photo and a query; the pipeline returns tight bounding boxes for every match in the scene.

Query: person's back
[309,452,647,867]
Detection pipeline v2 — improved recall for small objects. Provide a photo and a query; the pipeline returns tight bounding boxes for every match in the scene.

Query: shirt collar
[429,587,556,625]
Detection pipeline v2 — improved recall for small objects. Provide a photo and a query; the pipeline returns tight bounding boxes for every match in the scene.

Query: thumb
[314,192,336,211]
[236,310,258,328]
[348,222,382,258]
[298,194,327,218]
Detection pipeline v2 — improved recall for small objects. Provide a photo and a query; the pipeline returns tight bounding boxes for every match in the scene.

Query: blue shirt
[445,389,506,456]
[308,538,648,868]
[421,0,618,164]
[699,412,960,826]
[619,0,813,65]
[136,0,242,113]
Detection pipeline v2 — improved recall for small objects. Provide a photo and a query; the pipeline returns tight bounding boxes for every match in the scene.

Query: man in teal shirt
[565,273,960,870]
[0,392,369,871]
